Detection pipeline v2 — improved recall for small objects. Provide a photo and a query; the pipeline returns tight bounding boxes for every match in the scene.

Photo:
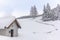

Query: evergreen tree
[47,3,50,11]
[42,3,51,21]
[33,5,38,16]
[30,6,34,16]
[30,5,38,18]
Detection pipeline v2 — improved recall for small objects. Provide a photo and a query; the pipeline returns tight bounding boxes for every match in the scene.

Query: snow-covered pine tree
[42,3,52,21]
[30,5,38,18]
[56,4,60,20]
[42,5,47,20]
[42,3,60,21]
[30,6,33,16]
[33,5,38,16]
[46,3,50,12]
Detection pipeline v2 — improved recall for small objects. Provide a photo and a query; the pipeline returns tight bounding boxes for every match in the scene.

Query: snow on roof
[0,16,16,29]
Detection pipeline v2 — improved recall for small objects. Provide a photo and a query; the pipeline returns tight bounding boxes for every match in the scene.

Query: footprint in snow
[33,32,36,34]
[47,29,58,34]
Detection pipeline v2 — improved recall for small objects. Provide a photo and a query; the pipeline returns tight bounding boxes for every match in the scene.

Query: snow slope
[17,19,56,40]
[0,18,60,40]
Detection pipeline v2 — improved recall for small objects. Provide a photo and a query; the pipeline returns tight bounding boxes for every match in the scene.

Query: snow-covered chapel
[0,16,21,37]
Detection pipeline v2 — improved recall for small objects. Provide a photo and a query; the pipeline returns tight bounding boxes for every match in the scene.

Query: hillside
[0,18,60,40]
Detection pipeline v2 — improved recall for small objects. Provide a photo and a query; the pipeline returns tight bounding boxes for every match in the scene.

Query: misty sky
[0,0,60,17]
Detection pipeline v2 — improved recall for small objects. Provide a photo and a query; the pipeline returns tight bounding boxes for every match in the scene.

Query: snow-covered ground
[0,18,60,40]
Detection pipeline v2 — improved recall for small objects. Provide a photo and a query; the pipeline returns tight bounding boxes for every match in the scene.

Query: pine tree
[33,5,38,16]
[30,6,34,16]
[47,3,50,11]
[30,5,38,18]
[42,5,46,20]
[42,3,51,21]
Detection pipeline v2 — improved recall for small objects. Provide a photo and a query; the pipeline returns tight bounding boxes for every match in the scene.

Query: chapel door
[11,29,14,37]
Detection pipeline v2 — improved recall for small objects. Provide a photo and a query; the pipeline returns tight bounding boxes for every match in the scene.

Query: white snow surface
[0,18,60,40]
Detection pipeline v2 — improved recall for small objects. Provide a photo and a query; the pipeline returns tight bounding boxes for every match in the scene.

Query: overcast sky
[0,0,60,17]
